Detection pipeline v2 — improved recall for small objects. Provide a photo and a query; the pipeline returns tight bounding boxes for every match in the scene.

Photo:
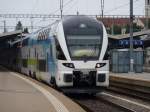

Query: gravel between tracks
[67,94,128,112]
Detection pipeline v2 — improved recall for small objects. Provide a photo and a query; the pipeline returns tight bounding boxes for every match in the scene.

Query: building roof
[108,29,150,39]
[97,17,147,28]
[0,30,22,39]
[98,18,130,27]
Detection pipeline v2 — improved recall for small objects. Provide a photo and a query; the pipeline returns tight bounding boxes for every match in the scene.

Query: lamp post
[146,5,149,29]
[101,0,104,18]
[1,20,7,33]
[130,0,134,72]
[60,0,63,19]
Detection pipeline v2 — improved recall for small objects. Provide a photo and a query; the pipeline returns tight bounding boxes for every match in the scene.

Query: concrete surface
[110,72,150,88]
[110,72,150,82]
[0,66,85,112]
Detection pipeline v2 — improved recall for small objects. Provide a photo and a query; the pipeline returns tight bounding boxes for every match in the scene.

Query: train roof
[62,16,104,36]
[62,16,103,29]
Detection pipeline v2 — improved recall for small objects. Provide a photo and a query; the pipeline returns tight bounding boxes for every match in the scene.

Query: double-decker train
[5,16,109,94]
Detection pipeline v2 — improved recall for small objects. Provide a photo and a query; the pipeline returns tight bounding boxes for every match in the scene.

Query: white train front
[13,16,109,94]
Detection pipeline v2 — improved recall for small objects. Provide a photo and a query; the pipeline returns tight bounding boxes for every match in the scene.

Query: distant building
[97,17,145,35]
[97,18,145,29]
[145,0,150,16]
[96,0,150,34]
[97,18,129,28]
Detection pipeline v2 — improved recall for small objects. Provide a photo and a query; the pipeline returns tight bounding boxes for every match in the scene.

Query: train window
[50,44,53,57]
[22,59,27,67]
[34,48,36,57]
[46,53,48,72]
[64,23,103,60]
[66,35,102,60]
[22,38,29,46]
[55,38,66,60]
[29,49,30,58]
[39,60,46,72]
[68,28,99,35]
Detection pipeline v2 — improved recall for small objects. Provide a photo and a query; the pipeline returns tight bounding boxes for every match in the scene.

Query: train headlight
[95,63,106,68]
[96,63,101,68]
[63,63,75,68]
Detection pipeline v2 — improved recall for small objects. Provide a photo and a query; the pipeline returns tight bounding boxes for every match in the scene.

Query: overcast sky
[0,0,145,32]
[0,0,145,15]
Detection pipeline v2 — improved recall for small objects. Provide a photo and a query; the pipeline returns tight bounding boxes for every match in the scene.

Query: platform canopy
[0,30,22,40]
[108,29,150,40]
[0,30,23,49]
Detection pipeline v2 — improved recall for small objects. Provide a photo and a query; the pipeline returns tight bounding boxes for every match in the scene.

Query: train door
[28,48,32,76]
[47,39,56,84]
[35,52,41,80]
[26,48,30,76]
[46,52,51,83]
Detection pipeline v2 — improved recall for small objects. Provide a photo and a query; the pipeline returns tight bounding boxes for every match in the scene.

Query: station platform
[0,66,85,112]
[110,72,150,82]
[110,72,150,88]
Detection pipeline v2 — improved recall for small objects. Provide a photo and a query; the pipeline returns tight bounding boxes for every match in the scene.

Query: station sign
[119,40,143,46]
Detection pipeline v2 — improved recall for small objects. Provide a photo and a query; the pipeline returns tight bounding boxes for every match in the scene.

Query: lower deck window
[39,60,46,72]
[22,59,27,68]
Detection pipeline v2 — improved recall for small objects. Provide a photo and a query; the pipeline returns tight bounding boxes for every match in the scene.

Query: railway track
[68,94,135,112]
[13,72,150,112]
[99,91,150,112]
[14,74,150,112]
[108,85,150,102]
[67,79,150,112]
[109,76,150,102]
[30,74,150,112]
[98,76,150,112]
[68,89,150,112]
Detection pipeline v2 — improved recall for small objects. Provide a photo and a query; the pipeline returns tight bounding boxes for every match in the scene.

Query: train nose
[73,61,97,69]
[73,70,96,87]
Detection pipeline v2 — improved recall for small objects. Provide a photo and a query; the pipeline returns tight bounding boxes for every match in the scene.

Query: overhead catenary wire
[30,0,39,32]
[0,0,144,33]
[63,0,78,14]
[49,0,75,15]
[104,0,140,15]
[31,0,39,14]
[34,0,75,24]
[26,0,75,28]
[101,0,104,17]
[60,0,63,18]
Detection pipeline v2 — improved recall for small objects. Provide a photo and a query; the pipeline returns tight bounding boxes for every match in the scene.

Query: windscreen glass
[65,28,102,60]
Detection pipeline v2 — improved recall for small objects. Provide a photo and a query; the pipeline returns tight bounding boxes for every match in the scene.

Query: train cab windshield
[63,16,103,61]
[66,28,102,60]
